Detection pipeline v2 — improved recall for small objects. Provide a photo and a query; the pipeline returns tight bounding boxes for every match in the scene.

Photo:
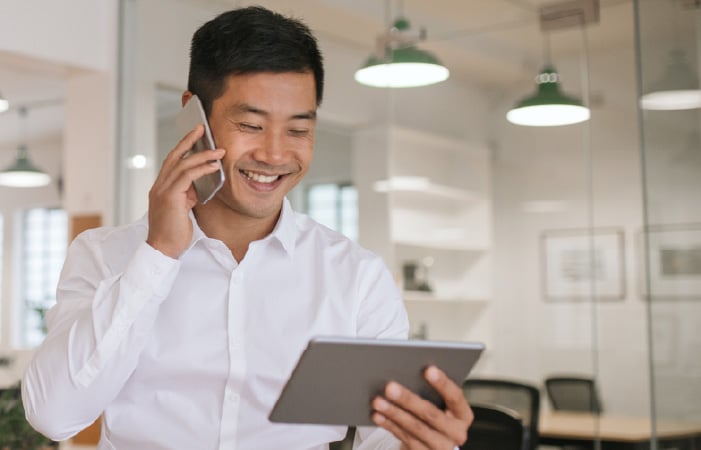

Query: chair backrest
[462,378,540,450]
[544,376,602,413]
[460,404,524,450]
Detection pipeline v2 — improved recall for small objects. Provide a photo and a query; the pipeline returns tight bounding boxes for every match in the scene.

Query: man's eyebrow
[291,110,317,121]
[228,103,316,121]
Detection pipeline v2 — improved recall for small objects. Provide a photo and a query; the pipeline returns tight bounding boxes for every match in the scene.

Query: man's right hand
[146,124,225,259]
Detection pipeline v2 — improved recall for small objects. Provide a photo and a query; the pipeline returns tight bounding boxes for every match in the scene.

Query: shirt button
[226,389,239,402]
[151,266,160,276]
[232,272,243,285]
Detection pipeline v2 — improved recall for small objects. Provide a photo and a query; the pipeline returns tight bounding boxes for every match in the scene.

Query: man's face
[205,71,317,221]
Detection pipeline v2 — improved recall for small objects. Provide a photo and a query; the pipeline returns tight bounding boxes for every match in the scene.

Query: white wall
[0,0,115,72]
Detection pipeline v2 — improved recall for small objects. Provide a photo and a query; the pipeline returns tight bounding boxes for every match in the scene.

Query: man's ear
[181,91,193,107]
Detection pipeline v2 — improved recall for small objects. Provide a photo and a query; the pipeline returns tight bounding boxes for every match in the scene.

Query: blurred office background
[0,0,700,447]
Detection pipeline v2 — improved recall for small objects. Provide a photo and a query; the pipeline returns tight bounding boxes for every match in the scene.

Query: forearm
[22,241,179,441]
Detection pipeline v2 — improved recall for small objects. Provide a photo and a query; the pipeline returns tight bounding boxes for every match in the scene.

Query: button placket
[220,267,247,448]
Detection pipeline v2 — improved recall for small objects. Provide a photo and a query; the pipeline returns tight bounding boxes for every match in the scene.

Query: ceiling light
[0,144,51,187]
[640,49,701,110]
[0,93,8,113]
[506,65,590,126]
[0,106,51,188]
[355,18,449,88]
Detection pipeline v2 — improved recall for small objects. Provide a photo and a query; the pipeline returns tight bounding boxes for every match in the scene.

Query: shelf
[403,291,489,304]
[385,182,482,210]
[393,239,488,252]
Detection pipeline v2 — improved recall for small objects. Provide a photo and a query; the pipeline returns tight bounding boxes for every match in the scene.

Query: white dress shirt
[22,199,409,450]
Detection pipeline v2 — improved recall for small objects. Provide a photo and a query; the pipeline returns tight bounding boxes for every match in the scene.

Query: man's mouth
[240,169,282,184]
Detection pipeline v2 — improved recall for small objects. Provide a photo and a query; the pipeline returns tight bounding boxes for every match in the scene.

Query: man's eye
[289,129,309,137]
[238,123,261,132]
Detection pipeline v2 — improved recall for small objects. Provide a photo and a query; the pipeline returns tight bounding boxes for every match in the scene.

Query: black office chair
[462,378,540,450]
[460,404,524,450]
[329,426,355,450]
[544,376,603,413]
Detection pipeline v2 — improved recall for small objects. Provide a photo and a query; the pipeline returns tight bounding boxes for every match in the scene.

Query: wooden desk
[539,412,701,450]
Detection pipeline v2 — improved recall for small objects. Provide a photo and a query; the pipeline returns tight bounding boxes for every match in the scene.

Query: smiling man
[22,6,472,450]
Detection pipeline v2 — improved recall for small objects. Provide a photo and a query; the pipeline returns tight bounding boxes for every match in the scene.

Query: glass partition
[636,0,701,444]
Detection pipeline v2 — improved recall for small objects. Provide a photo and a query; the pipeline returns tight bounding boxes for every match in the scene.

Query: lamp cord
[543,32,553,67]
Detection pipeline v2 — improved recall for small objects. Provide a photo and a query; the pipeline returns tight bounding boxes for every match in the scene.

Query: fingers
[145,124,225,258]
[371,368,472,449]
[155,125,225,196]
[372,392,452,449]
[424,366,473,429]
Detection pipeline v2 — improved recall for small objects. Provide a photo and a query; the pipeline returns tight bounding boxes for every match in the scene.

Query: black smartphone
[175,95,225,204]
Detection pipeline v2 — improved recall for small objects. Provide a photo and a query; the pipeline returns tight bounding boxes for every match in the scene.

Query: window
[19,208,68,347]
[306,183,357,241]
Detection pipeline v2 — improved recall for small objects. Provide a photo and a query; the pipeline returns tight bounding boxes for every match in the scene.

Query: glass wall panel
[636,0,701,445]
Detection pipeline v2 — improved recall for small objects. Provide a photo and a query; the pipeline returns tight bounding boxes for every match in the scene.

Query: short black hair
[187,6,324,116]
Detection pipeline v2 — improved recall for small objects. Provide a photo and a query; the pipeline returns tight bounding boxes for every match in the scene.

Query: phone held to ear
[175,94,225,204]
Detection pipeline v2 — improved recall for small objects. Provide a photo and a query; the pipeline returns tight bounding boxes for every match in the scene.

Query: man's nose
[254,130,286,164]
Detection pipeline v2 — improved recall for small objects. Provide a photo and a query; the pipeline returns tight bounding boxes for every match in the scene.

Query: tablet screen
[268,336,485,426]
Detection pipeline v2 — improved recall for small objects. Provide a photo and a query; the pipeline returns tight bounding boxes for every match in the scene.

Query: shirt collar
[186,198,297,256]
[268,197,297,256]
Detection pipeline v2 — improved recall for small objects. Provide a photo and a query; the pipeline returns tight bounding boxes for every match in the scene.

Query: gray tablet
[268,336,485,426]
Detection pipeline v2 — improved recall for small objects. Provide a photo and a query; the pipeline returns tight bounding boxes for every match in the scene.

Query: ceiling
[0,0,650,151]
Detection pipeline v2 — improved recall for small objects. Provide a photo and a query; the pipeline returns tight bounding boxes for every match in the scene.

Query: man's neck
[193,202,281,262]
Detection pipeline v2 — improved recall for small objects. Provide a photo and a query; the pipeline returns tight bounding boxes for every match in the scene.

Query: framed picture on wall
[638,224,701,300]
[541,228,626,301]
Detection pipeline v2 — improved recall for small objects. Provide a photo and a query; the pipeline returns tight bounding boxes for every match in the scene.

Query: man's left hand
[371,366,472,450]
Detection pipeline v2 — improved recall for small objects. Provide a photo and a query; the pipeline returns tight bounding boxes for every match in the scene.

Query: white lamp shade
[0,170,51,187]
[640,90,701,110]
[355,62,449,88]
[507,104,591,126]
[640,49,701,110]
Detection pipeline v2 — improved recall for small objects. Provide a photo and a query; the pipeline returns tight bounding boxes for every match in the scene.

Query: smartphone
[175,94,225,204]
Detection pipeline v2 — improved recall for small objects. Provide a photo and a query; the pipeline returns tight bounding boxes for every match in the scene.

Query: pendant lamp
[0,145,51,187]
[640,49,701,110]
[0,107,51,188]
[506,65,590,126]
[355,18,449,88]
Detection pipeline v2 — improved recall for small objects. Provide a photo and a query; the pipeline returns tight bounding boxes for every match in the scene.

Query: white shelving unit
[354,125,493,314]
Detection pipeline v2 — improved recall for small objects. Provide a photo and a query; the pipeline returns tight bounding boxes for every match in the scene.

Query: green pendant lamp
[355,18,449,88]
[0,144,51,187]
[507,65,590,126]
[0,107,51,188]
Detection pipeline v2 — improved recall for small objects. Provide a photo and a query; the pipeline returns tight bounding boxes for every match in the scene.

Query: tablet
[268,336,485,426]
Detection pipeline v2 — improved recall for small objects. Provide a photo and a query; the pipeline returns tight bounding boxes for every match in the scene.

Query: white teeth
[242,170,279,183]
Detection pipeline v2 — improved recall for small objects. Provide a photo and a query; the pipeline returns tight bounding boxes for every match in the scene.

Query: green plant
[0,383,53,450]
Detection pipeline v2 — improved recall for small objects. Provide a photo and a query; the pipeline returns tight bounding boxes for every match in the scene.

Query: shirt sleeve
[21,231,180,441]
[353,427,401,450]
[354,253,409,340]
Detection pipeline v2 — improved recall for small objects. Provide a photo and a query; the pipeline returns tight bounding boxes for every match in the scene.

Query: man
[22,6,472,449]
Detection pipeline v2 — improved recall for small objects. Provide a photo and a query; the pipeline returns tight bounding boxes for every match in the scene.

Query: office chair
[462,378,540,450]
[544,376,603,413]
[329,426,355,450]
[460,404,524,450]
